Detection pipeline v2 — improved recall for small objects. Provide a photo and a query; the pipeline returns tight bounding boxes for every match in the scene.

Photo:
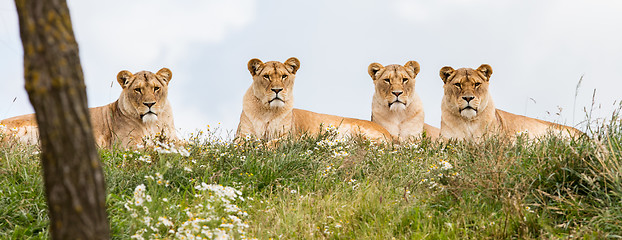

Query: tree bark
[14,0,110,239]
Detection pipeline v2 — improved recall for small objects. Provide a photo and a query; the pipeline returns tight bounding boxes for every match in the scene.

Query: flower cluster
[316,138,347,148]
[0,124,18,134]
[324,124,339,135]
[131,184,151,207]
[437,159,453,171]
[120,151,153,167]
[144,172,170,187]
[347,178,359,190]
[317,215,346,237]
[403,142,425,154]
[154,141,190,157]
[322,163,335,177]
[419,159,459,190]
[173,183,251,239]
[315,128,351,159]
[124,181,254,240]
[331,149,349,158]
[0,124,6,140]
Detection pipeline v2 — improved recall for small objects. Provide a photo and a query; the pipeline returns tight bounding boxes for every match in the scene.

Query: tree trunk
[14,0,110,239]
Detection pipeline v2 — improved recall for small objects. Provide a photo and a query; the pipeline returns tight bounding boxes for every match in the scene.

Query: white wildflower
[130,228,146,240]
[159,216,174,227]
[138,155,152,163]
[133,184,146,206]
[439,160,453,170]
[143,216,152,226]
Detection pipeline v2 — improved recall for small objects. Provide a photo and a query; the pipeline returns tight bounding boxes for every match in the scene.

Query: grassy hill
[1,121,621,239]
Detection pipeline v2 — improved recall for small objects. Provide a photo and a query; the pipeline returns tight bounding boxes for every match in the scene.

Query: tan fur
[368,61,439,142]
[439,64,582,140]
[0,115,39,145]
[236,58,391,141]
[0,68,177,148]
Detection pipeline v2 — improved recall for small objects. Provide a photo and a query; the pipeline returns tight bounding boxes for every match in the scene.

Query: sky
[1,0,621,139]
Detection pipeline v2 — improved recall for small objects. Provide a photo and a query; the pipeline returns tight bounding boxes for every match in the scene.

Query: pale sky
[1,0,621,138]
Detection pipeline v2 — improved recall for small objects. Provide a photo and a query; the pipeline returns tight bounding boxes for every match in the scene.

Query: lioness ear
[439,66,455,84]
[248,58,264,76]
[368,63,384,80]
[157,68,173,84]
[117,70,133,88]
[284,57,300,74]
[476,64,493,81]
[404,61,421,78]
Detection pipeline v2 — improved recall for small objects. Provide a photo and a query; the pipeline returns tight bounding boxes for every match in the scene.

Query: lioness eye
[474,82,481,87]
[384,79,390,83]
[282,75,288,80]
[134,88,142,94]
[454,83,461,88]
[403,78,409,83]
[263,74,270,80]
[154,86,160,92]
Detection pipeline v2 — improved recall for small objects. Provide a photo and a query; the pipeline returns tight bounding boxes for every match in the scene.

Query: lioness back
[293,109,391,140]
[368,61,439,141]
[423,124,440,139]
[495,109,581,138]
[439,64,582,140]
[236,57,391,142]
[1,68,177,149]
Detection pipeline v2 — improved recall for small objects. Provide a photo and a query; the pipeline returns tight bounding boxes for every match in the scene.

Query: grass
[1,120,621,239]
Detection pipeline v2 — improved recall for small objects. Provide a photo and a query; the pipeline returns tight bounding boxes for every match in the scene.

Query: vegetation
[1,119,621,239]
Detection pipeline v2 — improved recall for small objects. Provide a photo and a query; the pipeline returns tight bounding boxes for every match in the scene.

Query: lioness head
[117,68,172,123]
[439,64,493,119]
[368,61,420,111]
[247,57,300,109]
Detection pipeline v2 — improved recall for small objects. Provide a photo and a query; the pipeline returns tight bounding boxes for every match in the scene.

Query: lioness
[0,68,177,148]
[439,64,582,140]
[236,57,392,141]
[368,61,440,141]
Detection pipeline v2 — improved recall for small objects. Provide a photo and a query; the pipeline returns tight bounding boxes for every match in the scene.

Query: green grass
[1,122,621,239]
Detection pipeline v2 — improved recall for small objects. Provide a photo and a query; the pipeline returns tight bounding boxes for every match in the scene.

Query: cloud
[392,0,496,23]
[393,1,430,22]
[69,0,256,65]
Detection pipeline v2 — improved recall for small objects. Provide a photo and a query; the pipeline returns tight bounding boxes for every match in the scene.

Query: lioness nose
[143,102,156,108]
[462,96,475,102]
[392,91,403,97]
[272,88,283,94]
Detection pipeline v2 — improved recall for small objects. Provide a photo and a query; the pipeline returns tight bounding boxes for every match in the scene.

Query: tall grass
[1,116,621,239]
